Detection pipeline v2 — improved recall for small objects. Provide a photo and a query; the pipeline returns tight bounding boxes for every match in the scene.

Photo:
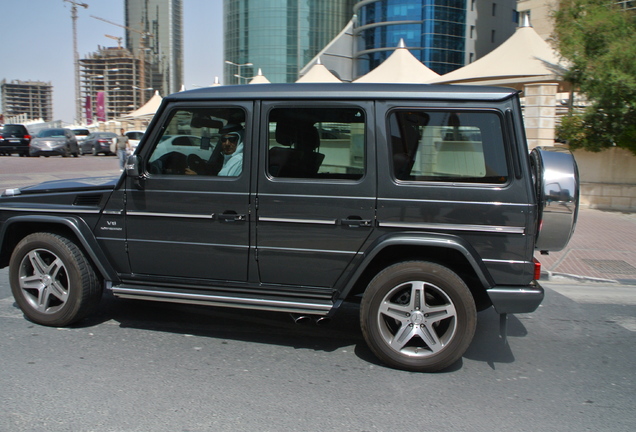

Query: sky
[0,0,224,124]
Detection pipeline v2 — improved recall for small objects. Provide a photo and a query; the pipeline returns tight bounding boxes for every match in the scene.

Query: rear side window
[267,107,365,180]
[389,110,508,184]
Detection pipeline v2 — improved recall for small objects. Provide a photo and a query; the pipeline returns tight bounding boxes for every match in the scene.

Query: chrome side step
[110,286,333,315]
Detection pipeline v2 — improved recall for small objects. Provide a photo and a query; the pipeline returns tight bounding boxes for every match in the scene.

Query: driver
[185,125,244,176]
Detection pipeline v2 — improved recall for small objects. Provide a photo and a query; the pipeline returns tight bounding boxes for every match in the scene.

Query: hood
[3,175,120,197]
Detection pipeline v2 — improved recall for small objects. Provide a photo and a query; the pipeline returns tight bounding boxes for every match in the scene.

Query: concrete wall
[573,147,636,211]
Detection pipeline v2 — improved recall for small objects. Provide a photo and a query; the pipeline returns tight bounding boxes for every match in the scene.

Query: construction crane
[63,0,88,124]
[105,34,123,49]
[90,14,154,106]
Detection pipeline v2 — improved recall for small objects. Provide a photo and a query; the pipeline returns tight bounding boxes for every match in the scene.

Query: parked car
[29,128,80,157]
[71,128,91,147]
[0,83,580,372]
[124,130,145,151]
[80,131,118,155]
[0,124,31,156]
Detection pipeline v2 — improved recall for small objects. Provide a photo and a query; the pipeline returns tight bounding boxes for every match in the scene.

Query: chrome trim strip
[111,287,332,314]
[127,238,248,248]
[483,259,531,265]
[259,216,337,225]
[126,211,214,219]
[259,245,358,255]
[378,221,525,234]
[103,210,123,215]
[377,197,532,207]
[258,193,375,201]
[0,206,99,214]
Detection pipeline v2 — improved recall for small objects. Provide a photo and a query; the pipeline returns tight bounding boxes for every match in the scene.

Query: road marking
[548,285,636,306]
[612,316,636,332]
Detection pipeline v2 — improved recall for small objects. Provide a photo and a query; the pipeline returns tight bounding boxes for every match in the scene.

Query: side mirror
[125,154,140,178]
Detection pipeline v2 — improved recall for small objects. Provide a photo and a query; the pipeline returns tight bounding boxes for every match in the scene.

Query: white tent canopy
[249,68,271,84]
[296,58,342,83]
[354,39,440,84]
[123,90,162,119]
[431,18,567,88]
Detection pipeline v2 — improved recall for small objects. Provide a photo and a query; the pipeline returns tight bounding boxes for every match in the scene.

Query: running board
[110,286,334,315]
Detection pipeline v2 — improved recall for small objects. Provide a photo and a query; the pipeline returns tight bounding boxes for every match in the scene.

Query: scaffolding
[1,79,54,122]
[79,46,151,125]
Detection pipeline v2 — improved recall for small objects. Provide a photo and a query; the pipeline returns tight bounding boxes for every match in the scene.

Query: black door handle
[341,217,372,227]
[218,212,246,222]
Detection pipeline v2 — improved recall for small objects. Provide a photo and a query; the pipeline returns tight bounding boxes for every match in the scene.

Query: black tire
[9,232,102,327]
[360,261,476,372]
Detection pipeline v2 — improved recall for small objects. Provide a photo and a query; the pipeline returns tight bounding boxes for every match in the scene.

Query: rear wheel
[361,261,476,372]
[9,233,102,327]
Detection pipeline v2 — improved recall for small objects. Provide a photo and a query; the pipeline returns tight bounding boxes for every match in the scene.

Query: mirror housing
[125,154,140,178]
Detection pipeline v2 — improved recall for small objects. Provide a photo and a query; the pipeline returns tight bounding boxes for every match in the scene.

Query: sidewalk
[537,207,636,285]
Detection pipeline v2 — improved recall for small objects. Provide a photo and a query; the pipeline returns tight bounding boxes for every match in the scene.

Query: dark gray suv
[0,83,579,371]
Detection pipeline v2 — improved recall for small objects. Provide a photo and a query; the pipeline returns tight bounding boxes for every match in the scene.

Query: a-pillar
[523,83,558,149]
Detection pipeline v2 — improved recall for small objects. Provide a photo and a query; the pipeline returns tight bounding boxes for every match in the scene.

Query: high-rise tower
[125,0,183,96]
[224,0,355,84]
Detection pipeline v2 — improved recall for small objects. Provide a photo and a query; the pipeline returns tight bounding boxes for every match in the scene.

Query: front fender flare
[0,214,119,282]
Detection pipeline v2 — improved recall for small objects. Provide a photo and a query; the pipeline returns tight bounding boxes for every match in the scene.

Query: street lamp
[225,60,253,84]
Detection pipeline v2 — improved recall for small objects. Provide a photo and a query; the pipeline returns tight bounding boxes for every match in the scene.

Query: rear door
[255,101,376,288]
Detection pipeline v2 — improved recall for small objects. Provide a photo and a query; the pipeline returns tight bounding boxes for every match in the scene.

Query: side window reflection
[148,108,246,177]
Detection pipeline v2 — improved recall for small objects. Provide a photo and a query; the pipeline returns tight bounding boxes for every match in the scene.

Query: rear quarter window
[389,110,509,184]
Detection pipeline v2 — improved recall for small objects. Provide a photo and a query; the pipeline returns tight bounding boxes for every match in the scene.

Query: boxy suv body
[0,124,31,156]
[0,84,579,371]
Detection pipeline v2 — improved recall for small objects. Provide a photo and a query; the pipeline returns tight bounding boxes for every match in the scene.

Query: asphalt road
[1,267,635,432]
[0,154,635,431]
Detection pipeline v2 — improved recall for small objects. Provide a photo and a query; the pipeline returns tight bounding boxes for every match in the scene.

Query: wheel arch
[340,233,495,309]
[0,215,118,282]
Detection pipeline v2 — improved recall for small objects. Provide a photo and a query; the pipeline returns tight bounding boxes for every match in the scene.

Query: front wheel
[360,261,476,372]
[9,233,102,327]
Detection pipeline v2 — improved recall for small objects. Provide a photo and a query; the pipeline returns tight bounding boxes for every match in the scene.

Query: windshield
[38,129,66,138]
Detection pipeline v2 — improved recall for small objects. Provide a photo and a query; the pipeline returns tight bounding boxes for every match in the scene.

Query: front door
[124,103,252,283]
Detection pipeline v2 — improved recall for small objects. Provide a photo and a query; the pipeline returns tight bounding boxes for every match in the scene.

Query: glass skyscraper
[125,0,183,96]
[354,0,467,76]
[224,0,355,84]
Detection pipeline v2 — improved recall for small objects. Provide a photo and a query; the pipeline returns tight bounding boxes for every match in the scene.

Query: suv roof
[169,83,518,103]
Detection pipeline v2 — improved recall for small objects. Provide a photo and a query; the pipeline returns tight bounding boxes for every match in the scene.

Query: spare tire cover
[531,147,579,252]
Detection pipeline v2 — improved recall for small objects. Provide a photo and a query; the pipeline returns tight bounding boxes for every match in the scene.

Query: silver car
[29,128,80,157]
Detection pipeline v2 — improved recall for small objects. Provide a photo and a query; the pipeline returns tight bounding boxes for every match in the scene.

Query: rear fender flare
[339,232,494,300]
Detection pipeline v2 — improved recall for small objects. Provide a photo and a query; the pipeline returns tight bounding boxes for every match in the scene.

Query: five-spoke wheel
[9,232,102,327]
[361,261,476,372]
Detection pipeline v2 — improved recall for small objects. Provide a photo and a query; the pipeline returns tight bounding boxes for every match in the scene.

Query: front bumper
[487,281,544,314]
[30,147,67,156]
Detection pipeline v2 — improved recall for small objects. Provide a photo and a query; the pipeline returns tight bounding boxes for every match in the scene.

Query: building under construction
[1,79,54,122]
[79,46,151,124]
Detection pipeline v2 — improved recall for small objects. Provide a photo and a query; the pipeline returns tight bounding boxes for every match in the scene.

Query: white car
[124,130,145,151]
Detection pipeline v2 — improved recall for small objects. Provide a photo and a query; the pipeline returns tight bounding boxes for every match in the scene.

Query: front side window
[389,110,508,184]
[147,107,246,177]
[267,107,365,180]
